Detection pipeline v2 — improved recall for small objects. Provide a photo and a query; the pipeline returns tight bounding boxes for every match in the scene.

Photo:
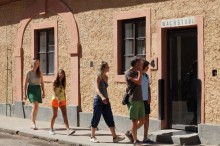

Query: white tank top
[27,70,41,85]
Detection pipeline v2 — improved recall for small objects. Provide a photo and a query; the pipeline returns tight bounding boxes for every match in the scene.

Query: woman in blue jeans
[90,61,125,143]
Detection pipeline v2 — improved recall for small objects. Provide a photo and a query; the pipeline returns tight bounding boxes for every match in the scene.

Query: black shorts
[144,100,150,115]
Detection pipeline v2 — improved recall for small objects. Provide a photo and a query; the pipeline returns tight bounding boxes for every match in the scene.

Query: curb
[0,128,19,135]
[0,128,88,146]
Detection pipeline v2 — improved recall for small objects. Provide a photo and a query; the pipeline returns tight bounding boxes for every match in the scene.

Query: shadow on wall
[0,0,170,27]
[63,0,171,14]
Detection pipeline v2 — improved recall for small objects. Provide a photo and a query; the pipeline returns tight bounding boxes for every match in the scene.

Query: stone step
[149,129,201,145]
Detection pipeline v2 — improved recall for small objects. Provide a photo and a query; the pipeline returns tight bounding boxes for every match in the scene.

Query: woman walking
[90,61,125,143]
[49,69,75,136]
[24,58,45,130]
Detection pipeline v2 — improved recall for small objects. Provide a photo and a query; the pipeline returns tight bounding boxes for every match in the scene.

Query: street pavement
[0,132,62,146]
[0,115,178,146]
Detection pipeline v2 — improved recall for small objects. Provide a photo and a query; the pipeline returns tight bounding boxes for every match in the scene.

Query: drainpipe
[5,22,11,117]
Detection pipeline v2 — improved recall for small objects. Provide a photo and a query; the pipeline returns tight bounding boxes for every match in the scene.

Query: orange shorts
[52,100,66,107]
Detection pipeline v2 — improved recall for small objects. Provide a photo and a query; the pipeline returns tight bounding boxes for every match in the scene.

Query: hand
[24,94,27,100]
[42,92,45,99]
[139,60,143,71]
[148,99,151,104]
[102,98,108,104]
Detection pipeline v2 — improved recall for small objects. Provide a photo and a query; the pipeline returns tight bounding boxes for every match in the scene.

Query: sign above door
[161,16,195,28]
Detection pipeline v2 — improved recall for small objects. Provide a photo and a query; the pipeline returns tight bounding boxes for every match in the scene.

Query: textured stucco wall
[22,13,72,107]
[0,0,73,107]
[0,0,219,124]
[0,0,31,105]
[64,0,220,123]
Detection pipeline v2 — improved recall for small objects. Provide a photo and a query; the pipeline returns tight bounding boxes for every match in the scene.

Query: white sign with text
[161,17,195,28]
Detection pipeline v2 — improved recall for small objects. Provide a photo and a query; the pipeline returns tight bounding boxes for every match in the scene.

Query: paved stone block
[199,124,220,145]
[67,105,79,127]
[149,129,200,145]
[15,101,25,118]
[172,133,200,145]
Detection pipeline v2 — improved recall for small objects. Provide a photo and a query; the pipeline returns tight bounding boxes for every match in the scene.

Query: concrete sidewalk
[0,116,179,146]
[0,115,145,146]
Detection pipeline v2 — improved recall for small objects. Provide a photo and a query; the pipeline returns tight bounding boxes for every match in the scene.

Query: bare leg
[109,127,117,138]
[137,118,145,129]
[50,106,58,130]
[59,106,69,129]
[131,119,138,142]
[91,127,96,138]
[109,127,125,142]
[31,102,39,126]
[135,116,149,140]
[130,118,145,141]
[143,115,149,140]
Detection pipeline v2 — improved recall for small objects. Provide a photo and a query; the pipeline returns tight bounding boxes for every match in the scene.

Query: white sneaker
[67,130,75,136]
[90,137,99,143]
[49,129,55,135]
[31,125,38,130]
[113,136,125,143]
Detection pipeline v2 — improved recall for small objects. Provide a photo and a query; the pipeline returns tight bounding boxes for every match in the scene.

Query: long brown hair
[32,58,41,78]
[54,69,66,89]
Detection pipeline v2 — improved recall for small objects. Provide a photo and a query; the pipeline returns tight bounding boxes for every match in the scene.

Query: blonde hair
[97,61,108,77]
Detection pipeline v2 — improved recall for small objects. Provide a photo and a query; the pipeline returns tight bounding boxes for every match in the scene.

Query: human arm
[129,71,142,85]
[62,90,66,104]
[128,61,143,85]
[40,71,45,98]
[148,84,151,104]
[24,72,28,100]
[64,90,66,100]
[53,82,59,100]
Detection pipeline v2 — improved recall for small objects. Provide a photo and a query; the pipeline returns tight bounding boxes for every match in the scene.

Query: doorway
[167,28,200,130]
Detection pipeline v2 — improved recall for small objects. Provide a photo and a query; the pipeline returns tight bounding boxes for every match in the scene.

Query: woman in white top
[24,58,45,130]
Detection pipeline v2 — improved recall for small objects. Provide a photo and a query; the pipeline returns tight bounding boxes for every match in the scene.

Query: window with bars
[37,28,55,75]
[121,18,146,74]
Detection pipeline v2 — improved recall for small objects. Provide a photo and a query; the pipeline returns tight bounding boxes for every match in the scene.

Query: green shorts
[28,84,42,103]
[127,101,145,120]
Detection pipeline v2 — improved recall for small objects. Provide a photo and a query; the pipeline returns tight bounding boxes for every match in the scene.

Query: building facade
[0,0,219,144]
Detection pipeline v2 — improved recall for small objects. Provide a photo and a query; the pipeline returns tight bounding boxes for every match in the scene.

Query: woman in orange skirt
[49,69,75,136]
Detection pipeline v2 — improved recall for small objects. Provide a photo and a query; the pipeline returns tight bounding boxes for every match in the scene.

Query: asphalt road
[0,132,64,146]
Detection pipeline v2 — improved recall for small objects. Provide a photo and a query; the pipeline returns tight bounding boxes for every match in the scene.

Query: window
[121,18,146,74]
[37,28,55,75]
[32,21,57,82]
[113,9,150,82]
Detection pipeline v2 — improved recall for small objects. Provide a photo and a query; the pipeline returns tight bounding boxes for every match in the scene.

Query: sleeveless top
[27,71,41,85]
[94,78,109,99]
[52,85,65,101]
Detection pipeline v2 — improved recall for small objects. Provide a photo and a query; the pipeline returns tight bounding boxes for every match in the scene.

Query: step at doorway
[149,129,201,145]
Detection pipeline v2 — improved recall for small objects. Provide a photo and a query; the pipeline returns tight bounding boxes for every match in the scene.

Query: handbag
[122,84,137,105]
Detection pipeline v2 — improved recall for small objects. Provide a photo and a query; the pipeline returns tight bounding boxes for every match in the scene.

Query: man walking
[125,57,145,145]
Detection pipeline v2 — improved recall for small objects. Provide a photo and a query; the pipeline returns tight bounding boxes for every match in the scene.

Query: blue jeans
[91,98,115,128]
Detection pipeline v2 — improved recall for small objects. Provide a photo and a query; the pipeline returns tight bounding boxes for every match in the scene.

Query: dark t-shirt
[125,69,143,101]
